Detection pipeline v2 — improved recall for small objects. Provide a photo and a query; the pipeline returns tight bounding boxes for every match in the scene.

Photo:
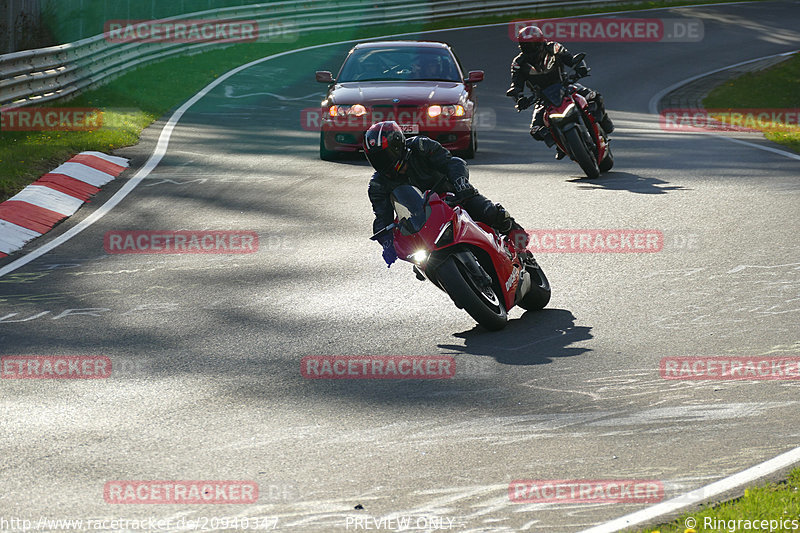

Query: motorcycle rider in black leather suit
[507,25,614,159]
[364,121,528,266]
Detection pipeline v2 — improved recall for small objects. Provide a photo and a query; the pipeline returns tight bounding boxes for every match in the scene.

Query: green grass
[703,53,800,153]
[0,0,770,202]
[633,468,800,533]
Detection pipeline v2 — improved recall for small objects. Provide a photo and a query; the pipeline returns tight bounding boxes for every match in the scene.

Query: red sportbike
[371,184,550,331]
[539,54,613,179]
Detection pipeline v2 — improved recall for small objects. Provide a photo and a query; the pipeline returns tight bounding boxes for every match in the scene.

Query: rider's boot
[600,114,614,134]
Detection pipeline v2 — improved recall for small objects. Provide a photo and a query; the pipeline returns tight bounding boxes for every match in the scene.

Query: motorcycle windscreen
[542,83,565,106]
[390,185,431,235]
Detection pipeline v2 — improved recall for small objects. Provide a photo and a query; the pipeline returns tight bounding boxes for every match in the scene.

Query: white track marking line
[648,49,800,161]
[578,445,800,532]
[718,134,800,160]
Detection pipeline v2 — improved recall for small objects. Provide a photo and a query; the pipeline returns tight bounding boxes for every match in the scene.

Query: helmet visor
[365,148,398,175]
[520,41,544,56]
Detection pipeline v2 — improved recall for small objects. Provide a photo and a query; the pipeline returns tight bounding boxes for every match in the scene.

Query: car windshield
[338,46,462,82]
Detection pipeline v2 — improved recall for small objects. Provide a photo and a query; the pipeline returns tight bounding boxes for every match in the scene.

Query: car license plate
[399,124,419,134]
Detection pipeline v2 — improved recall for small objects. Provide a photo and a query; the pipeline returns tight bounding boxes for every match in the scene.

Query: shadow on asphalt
[438,308,592,366]
[568,170,690,194]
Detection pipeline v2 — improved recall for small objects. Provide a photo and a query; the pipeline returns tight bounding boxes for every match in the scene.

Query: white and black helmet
[363,121,407,177]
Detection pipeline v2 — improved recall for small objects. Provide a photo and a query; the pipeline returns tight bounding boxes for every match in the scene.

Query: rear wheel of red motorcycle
[519,259,551,310]
[565,127,599,179]
[437,256,507,331]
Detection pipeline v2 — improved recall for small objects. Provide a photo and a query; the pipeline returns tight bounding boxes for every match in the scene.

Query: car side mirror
[315,71,334,83]
[466,70,484,83]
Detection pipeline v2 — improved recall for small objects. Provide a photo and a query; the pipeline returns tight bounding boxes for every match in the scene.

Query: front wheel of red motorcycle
[565,127,600,179]
[437,256,507,331]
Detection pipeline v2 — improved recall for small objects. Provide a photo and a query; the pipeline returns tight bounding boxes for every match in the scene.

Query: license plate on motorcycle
[399,124,419,134]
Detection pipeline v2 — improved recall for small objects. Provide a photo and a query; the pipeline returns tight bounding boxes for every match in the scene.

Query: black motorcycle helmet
[363,121,407,177]
[517,25,546,59]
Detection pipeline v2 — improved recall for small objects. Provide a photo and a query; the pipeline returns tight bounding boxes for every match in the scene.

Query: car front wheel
[319,132,339,161]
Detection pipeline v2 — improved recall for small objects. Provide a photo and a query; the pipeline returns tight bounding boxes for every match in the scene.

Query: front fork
[549,114,597,158]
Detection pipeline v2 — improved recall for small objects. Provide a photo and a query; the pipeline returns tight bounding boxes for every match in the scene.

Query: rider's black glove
[444,178,477,207]
[575,63,590,77]
[445,190,472,207]
[515,95,536,112]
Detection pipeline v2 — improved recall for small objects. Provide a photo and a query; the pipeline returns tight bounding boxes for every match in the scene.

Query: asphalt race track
[1,2,799,531]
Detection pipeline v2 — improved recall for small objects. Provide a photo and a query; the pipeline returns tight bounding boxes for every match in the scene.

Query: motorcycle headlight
[409,250,429,263]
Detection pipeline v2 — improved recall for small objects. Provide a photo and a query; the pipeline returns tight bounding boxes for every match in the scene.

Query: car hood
[329,82,465,105]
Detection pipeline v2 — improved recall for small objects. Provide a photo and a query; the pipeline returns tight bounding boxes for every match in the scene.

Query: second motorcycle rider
[507,25,614,159]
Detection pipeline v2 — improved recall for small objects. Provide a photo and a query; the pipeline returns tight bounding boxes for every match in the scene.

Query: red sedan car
[315,41,484,160]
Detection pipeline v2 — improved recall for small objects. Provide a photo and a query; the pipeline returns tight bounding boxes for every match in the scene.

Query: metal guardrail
[0,0,625,109]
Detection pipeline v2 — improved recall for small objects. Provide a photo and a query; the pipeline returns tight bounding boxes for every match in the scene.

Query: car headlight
[329,104,368,117]
[427,104,466,118]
